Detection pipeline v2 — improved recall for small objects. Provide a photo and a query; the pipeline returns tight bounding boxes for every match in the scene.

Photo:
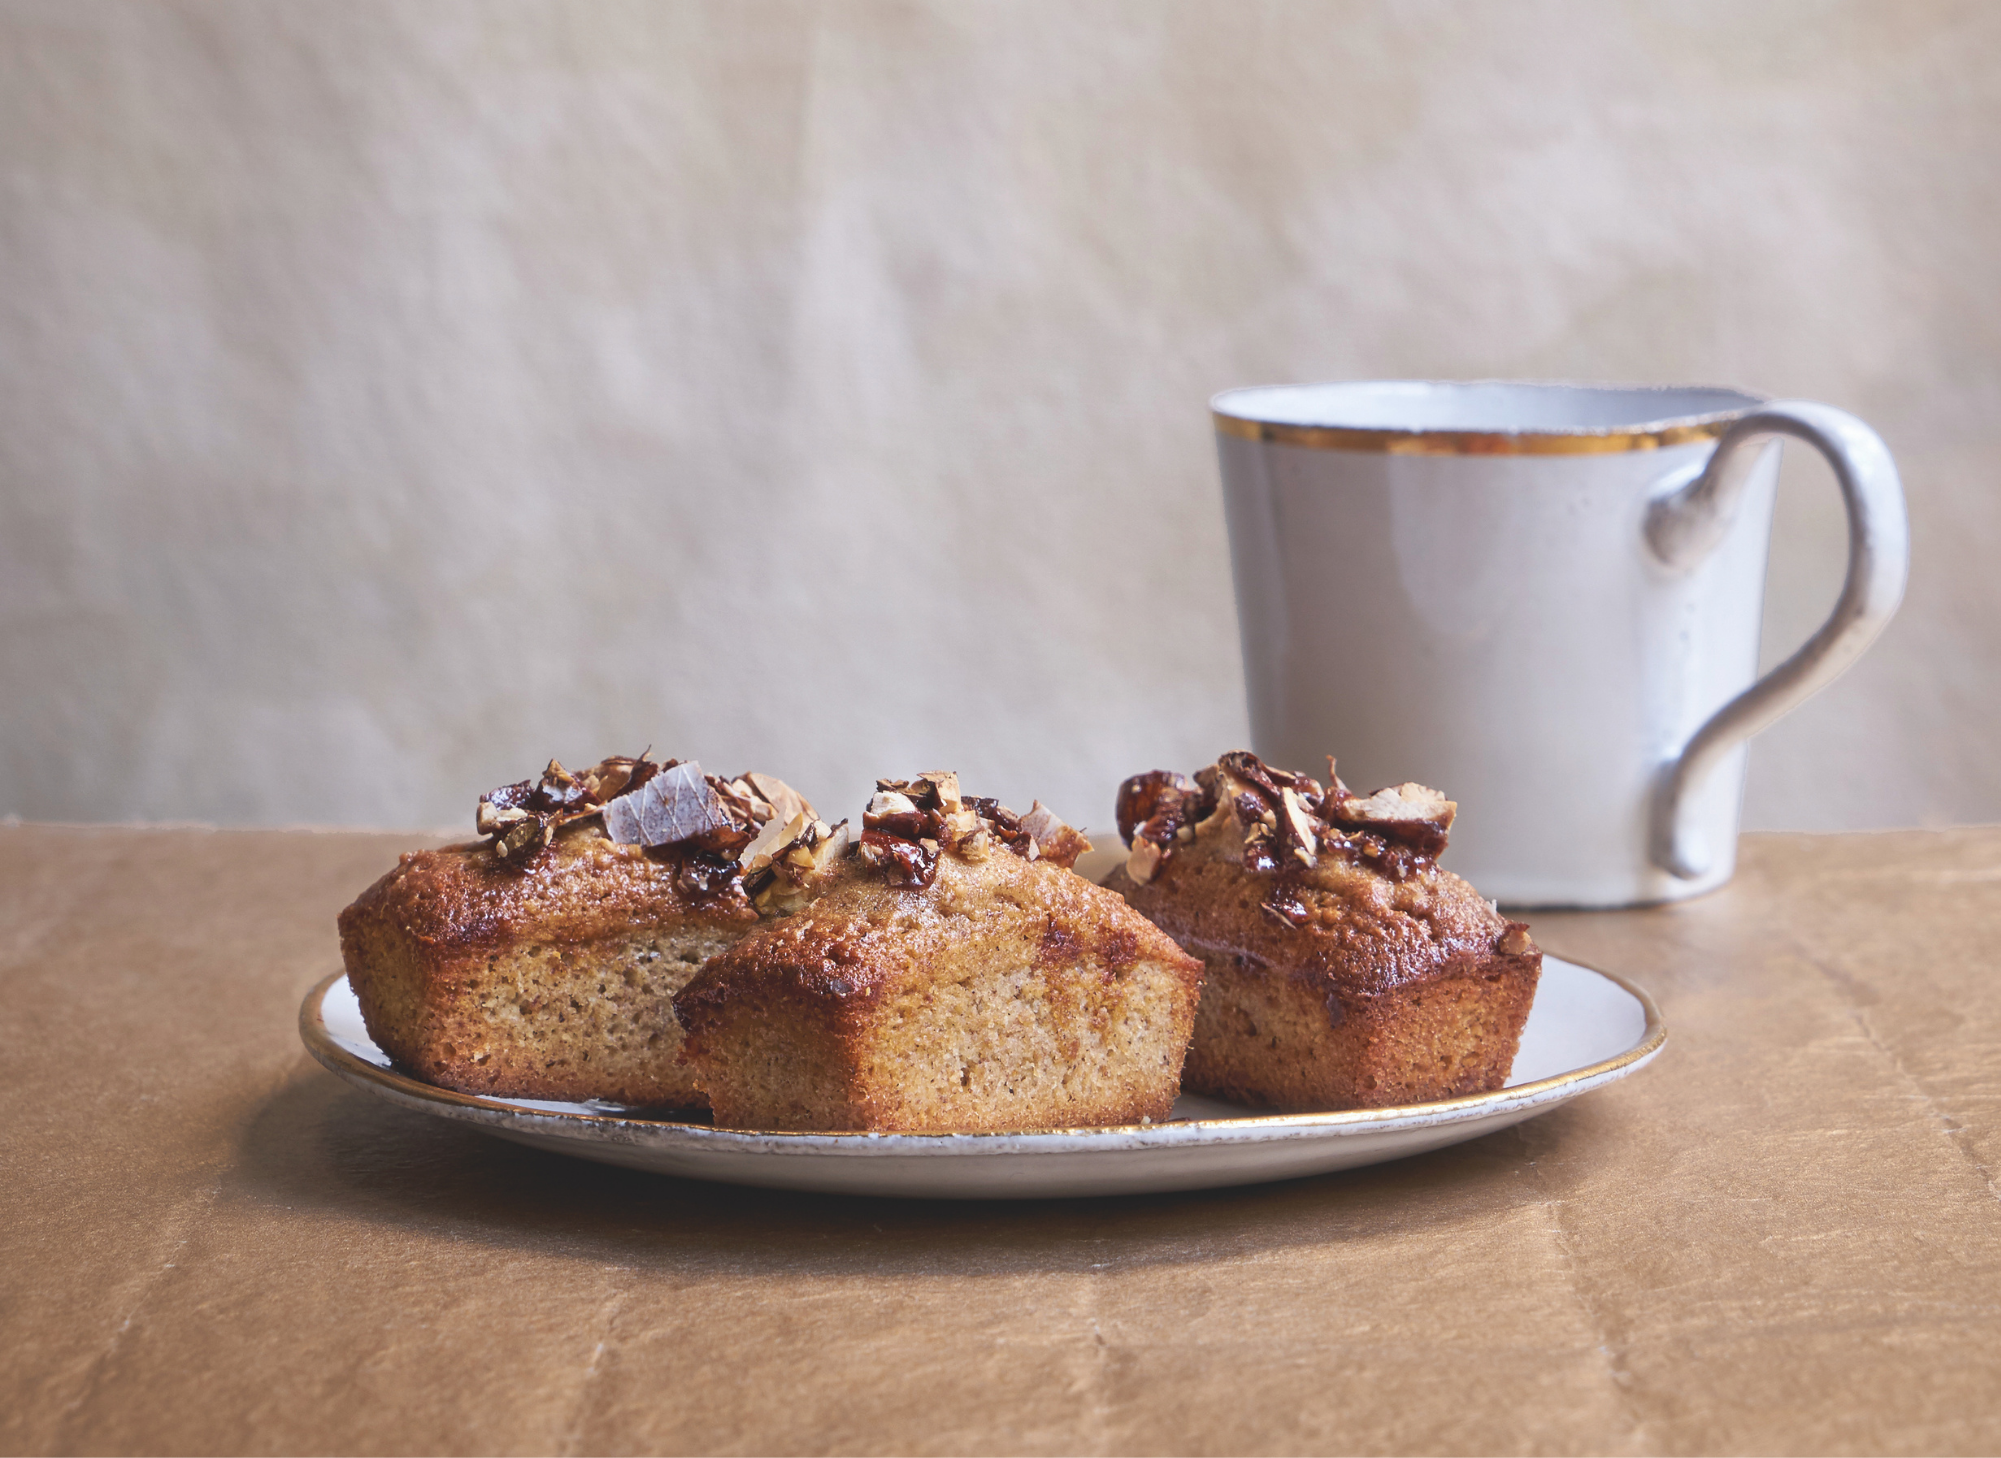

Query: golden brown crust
[340,830,757,953]
[1105,847,1512,1004]
[1106,777,1540,1111]
[1175,949,1539,1110]
[675,852,1205,1131]
[338,830,758,1105]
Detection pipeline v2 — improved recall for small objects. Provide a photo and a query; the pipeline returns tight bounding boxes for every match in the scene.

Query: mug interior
[1212,381,1763,436]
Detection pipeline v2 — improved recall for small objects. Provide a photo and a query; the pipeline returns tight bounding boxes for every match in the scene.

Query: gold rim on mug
[1211,411,1738,456]
[298,964,1666,1142]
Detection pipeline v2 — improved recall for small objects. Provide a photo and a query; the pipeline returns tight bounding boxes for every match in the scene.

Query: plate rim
[297,956,1665,1150]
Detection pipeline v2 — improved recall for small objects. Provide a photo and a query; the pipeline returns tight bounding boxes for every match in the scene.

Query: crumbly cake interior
[1183,948,1532,1110]
[345,908,744,1106]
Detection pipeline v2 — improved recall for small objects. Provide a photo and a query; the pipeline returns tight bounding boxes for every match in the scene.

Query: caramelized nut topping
[745,816,852,915]
[738,810,810,879]
[1116,769,1195,846]
[1125,837,1167,885]
[473,755,829,904]
[859,773,1088,885]
[1260,889,1313,928]
[1018,801,1090,870]
[964,797,1032,858]
[1114,750,1455,885]
[1114,769,1218,878]
[1217,750,1323,810]
[1278,788,1320,868]
[496,814,552,861]
[746,771,811,827]
[859,828,940,888]
[479,756,633,861]
[1326,776,1456,858]
[915,771,962,813]
[673,853,742,899]
[1241,827,1281,875]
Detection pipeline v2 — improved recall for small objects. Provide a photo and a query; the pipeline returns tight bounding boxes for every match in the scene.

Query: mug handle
[1643,401,1909,879]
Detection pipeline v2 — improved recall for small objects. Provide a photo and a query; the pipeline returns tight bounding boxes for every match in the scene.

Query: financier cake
[337,753,846,1106]
[1104,751,1540,1111]
[673,773,1206,1131]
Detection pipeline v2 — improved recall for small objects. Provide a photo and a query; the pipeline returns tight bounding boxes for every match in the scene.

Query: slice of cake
[672,773,1205,1131]
[337,754,845,1106]
[1104,751,1540,1111]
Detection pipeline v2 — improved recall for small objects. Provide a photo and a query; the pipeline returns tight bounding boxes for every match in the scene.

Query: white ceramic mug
[1213,381,1908,908]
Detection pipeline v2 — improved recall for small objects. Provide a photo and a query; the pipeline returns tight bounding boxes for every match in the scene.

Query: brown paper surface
[3,825,2000,1455]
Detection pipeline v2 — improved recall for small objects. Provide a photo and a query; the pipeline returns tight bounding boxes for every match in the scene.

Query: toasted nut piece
[750,819,852,916]
[1279,787,1320,868]
[747,772,814,827]
[1126,838,1165,884]
[1114,769,1196,847]
[1018,800,1090,870]
[1497,922,1536,957]
[589,761,640,802]
[1340,781,1455,828]
[738,810,809,874]
[916,771,962,812]
[1018,800,1060,840]
[476,802,530,836]
[1330,780,1456,857]
[717,776,767,823]
[495,815,550,860]
[809,820,851,872]
[867,789,919,818]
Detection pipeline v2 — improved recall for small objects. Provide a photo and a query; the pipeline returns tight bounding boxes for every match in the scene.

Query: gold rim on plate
[297,962,1666,1143]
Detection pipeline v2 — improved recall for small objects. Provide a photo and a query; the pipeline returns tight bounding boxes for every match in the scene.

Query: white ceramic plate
[298,953,1663,1199]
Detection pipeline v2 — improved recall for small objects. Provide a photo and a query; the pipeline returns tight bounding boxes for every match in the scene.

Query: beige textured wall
[2,1,1997,835]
